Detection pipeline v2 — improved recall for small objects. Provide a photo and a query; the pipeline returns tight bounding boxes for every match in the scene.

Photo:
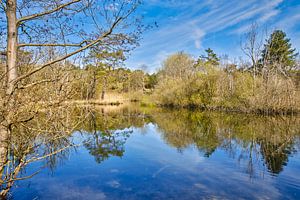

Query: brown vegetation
[151,29,300,115]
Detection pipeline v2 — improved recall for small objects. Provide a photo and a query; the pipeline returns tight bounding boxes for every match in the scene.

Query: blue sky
[125,0,300,73]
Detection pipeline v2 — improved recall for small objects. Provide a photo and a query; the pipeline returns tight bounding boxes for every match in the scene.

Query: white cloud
[193,28,206,49]
[125,0,300,72]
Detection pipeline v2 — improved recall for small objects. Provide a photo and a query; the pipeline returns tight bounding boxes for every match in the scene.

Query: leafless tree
[241,23,262,79]
[1,0,142,94]
[0,0,143,197]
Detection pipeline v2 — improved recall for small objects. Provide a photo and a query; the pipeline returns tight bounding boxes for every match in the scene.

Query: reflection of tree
[260,140,295,174]
[192,113,219,157]
[80,106,148,133]
[150,108,300,176]
[84,130,132,163]
[151,110,220,156]
[251,117,298,174]
[0,105,147,198]
[0,104,299,197]
[81,106,145,163]
[0,106,83,197]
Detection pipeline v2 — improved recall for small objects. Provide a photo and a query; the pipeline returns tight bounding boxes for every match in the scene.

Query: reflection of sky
[12,123,300,200]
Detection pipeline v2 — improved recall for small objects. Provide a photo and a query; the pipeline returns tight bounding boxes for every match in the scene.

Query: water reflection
[1,105,299,199]
[151,109,300,175]
[0,106,85,197]
[84,129,132,163]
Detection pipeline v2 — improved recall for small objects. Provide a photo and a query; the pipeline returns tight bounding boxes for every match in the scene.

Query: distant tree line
[71,64,157,100]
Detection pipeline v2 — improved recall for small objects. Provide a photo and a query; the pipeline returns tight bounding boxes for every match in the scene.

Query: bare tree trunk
[252,57,256,79]
[1,0,17,177]
[6,0,18,94]
[0,124,8,174]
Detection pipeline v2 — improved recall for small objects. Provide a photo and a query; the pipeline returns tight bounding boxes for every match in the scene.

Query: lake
[8,105,300,199]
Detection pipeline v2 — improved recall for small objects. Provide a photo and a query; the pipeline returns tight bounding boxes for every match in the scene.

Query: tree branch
[18,78,59,89]
[2,170,41,184]
[12,17,123,85]
[17,0,81,25]
[18,41,89,48]
[27,143,80,163]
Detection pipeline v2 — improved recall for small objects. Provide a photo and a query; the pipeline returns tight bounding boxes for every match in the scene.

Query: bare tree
[1,0,142,94]
[241,23,262,79]
[0,0,143,197]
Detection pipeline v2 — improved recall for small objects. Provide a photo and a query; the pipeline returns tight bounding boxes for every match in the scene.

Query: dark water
[9,106,300,199]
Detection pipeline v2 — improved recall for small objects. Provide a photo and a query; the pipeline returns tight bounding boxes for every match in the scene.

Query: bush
[152,53,300,114]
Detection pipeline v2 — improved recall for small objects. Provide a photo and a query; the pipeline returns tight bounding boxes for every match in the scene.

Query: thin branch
[18,41,88,48]
[17,0,81,25]
[18,78,59,89]
[12,17,123,85]
[16,115,35,124]
[27,144,80,163]
[1,170,41,184]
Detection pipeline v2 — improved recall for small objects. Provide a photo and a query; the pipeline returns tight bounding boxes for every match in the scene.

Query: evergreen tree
[260,30,298,72]
[205,48,220,66]
[195,48,220,67]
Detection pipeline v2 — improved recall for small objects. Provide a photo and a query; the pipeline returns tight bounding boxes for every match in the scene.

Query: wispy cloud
[193,28,206,49]
[126,0,300,72]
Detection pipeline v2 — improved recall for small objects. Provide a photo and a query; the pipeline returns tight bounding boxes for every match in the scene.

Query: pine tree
[205,48,220,66]
[195,48,220,67]
[260,30,298,73]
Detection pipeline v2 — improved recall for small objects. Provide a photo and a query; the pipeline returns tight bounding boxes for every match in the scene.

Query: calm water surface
[10,106,300,199]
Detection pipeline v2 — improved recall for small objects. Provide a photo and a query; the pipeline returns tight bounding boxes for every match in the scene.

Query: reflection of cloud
[123,123,287,199]
[198,167,282,199]
[127,124,206,171]
[110,169,119,173]
[152,165,170,178]
[42,182,106,200]
[106,180,121,188]
[194,183,207,190]
[15,116,299,200]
